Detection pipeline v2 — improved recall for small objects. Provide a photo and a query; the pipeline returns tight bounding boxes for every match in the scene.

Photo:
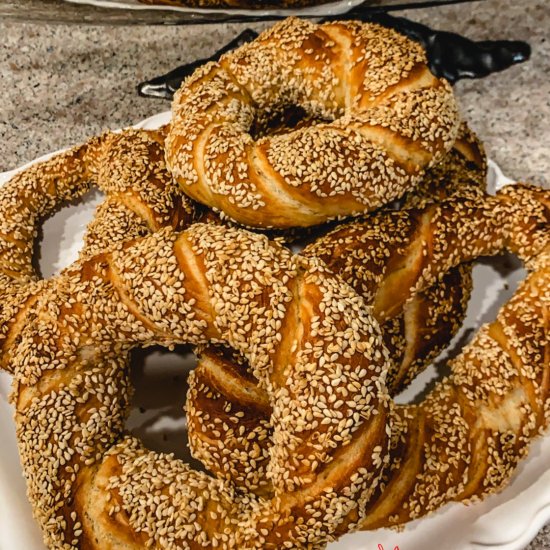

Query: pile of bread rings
[0,17,548,550]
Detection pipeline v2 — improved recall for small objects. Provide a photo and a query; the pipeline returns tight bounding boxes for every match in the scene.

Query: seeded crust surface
[166,17,460,228]
[0,115,478,374]
[0,119,476,385]
[186,184,550,530]
[184,122,486,493]
[0,127,196,372]
[6,223,391,549]
[1,185,547,549]
[1,112,547,547]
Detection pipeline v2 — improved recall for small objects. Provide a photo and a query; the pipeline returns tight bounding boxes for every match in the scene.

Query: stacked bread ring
[166,17,459,228]
[0,16,548,550]
[0,127,197,373]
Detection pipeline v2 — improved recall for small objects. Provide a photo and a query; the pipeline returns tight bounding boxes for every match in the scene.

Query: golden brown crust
[0,139,548,547]
[1,62,546,547]
[0,128,196,372]
[7,224,390,549]
[185,131,485,490]
[360,260,549,528]
[166,18,460,228]
[3,114,523,549]
[401,121,487,207]
[187,184,549,531]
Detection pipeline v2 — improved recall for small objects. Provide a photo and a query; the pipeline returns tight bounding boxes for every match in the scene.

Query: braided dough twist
[7,223,390,549]
[0,120,478,379]
[0,123,485,549]
[186,184,549,530]
[166,17,460,228]
[183,123,484,493]
[0,128,195,372]
[3,115,547,547]
[4,181,548,548]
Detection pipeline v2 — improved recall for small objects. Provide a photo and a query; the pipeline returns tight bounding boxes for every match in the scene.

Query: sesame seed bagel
[166,17,460,229]
[185,122,485,407]
[185,183,550,528]
[358,188,549,530]
[8,223,390,549]
[0,119,476,382]
[184,123,486,494]
[0,128,196,372]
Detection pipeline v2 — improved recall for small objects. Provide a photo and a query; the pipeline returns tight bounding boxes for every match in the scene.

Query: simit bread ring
[0,119,488,548]
[166,17,460,228]
[356,184,549,530]
[0,123,483,539]
[186,184,549,525]
[0,128,195,372]
[198,122,485,392]
[0,121,476,378]
[183,124,485,494]
[6,223,390,549]
[4,183,548,548]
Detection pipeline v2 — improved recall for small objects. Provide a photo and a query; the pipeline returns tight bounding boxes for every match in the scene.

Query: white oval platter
[0,112,546,550]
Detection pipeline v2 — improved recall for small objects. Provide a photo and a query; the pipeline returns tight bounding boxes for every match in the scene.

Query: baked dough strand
[0,128,196,372]
[187,184,549,531]
[166,18,460,228]
[8,224,391,549]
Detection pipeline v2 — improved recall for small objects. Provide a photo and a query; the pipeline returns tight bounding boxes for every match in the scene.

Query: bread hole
[35,188,104,279]
[249,104,324,140]
[395,253,525,405]
[125,345,205,469]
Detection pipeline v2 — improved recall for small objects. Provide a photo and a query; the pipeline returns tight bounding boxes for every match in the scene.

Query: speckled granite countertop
[1,0,549,186]
[1,0,549,548]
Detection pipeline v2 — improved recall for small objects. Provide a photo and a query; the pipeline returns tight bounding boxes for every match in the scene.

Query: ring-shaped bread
[5,181,548,548]
[1,126,485,548]
[0,128,195,371]
[186,183,549,529]
[0,120,477,381]
[183,126,487,494]
[166,17,460,228]
[0,121,479,381]
[8,223,390,549]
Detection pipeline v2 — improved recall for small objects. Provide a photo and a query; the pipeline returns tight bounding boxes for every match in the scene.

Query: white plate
[63,0,365,17]
[0,113,546,550]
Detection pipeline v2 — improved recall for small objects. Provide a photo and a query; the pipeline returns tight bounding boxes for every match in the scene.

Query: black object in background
[139,29,258,99]
[367,12,530,84]
[138,11,530,100]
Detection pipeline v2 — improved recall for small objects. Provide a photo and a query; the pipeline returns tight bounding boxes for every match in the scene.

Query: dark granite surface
[1,0,549,187]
